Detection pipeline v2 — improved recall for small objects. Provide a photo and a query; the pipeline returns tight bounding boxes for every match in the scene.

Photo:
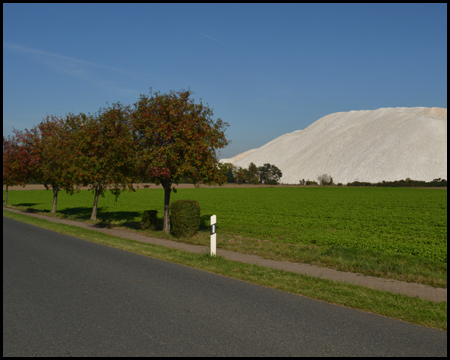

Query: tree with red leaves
[3,135,16,205]
[65,102,138,220]
[22,116,79,213]
[132,89,229,233]
[3,133,35,205]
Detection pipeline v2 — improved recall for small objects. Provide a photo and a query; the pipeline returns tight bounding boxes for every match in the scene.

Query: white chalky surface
[220,107,447,184]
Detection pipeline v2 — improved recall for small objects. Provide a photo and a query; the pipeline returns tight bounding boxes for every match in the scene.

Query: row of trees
[346,178,447,187]
[221,162,283,184]
[298,175,447,187]
[3,89,229,233]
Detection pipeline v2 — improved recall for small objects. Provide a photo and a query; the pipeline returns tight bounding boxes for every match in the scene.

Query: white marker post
[210,215,217,256]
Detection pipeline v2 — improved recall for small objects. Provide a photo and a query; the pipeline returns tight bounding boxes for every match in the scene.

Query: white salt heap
[220,107,447,184]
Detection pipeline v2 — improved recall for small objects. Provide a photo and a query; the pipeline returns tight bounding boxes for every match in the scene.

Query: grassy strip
[4,203,447,288]
[3,209,447,331]
[122,223,447,288]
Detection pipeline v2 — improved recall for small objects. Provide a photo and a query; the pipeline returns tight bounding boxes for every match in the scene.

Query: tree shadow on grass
[25,208,50,214]
[96,210,142,229]
[13,203,41,207]
[57,207,144,230]
[58,207,142,224]
[128,216,164,231]
[18,205,215,234]
[119,220,144,230]
[58,207,93,220]
[9,203,47,214]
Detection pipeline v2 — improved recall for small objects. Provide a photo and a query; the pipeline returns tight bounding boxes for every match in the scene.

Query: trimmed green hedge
[170,200,201,237]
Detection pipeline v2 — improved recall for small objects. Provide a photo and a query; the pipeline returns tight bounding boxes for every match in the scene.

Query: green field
[3,186,447,287]
[4,187,447,261]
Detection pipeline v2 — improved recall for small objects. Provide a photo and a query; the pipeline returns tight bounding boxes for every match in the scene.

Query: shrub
[317,174,333,186]
[266,179,279,185]
[141,210,158,230]
[170,200,201,237]
[347,181,373,187]
[305,179,318,185]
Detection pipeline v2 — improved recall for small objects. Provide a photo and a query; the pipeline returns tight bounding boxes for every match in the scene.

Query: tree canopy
[3,133,35,205]
[132,89,229,233]
[19,116,77,212]
[65,102,138,220]
[3,89,229,230]
[258,163,282,184]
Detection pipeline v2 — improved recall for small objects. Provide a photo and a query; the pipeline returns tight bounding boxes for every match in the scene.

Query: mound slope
[221,107,447,184]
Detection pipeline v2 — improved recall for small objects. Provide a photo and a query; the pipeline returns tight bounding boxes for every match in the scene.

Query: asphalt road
[3,217,447,357]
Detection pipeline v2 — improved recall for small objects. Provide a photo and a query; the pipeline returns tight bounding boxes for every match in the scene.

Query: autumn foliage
[20,116,81,212]
[3,133,36,205]
[64,103,138,220]
[132,89,229,232]
[3,89,229,230]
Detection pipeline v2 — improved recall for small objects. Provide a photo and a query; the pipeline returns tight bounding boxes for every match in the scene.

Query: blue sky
[3,3,447,159]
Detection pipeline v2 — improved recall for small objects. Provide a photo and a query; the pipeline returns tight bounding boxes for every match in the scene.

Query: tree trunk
[162,180,172,234]
[91,186,100,220]
[51,185,59,213]
[4,185,8,205]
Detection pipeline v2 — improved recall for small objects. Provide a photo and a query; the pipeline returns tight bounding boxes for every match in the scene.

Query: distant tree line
[297,174,446,187]
[221,162,283,185]
[346,178,447,187]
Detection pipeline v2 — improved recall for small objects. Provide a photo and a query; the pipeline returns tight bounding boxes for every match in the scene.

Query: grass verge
[129,224,447,289]
[3,209,447,331]
[4,202,447,288]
